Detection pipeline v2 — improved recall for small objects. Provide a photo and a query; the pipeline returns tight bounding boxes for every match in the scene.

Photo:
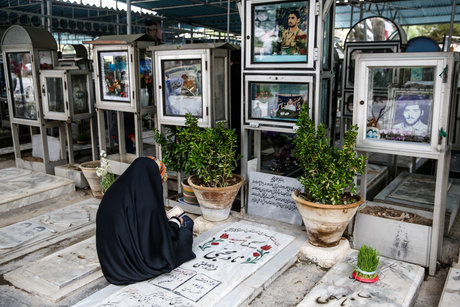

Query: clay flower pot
[291,190,364,247]
[181,178,199,205]
[80,160,103,198]
[188,174,244,222]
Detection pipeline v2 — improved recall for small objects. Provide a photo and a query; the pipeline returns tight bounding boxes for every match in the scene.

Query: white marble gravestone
[77,221,296,306]
[4,237,102,302]
[0,167,75,213]
[248,170,303,225]
[438,264,460,307]
[0,198,100,265]
[297,250,424,307]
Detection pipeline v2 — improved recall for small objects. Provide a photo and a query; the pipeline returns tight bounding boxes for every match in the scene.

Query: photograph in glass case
[70,75,89,114]
[162,59,203,117]
[250,82,308,121]
[252,0,308,63]
[99,51,130,102]
[7,52,37,119]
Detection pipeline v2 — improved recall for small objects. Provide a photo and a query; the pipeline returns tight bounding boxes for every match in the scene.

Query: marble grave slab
[0,198,99,264]
[76,221,297,306]
[297,250,424,307]
[4,237,103,302]
[0,167,75,213]
[438,265,460,307]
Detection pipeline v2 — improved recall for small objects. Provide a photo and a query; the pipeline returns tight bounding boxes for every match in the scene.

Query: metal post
[226,0,230,42]
[127,0,132,35]
[47,0,52,33]
[41,0,46,29]
[447,0,457,51]
[117,14,120,35]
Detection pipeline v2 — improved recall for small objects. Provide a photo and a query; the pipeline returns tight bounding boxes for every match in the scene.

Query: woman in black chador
[96,157,195,285]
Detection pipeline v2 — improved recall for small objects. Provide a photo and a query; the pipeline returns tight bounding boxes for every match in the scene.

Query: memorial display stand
[352,52,460,275]
[1,25,66,174]
[240,0,335,221]
[149,43,233,213]
[87,34,157,175]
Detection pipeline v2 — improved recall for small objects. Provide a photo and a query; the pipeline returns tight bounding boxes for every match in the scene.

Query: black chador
[96,157,195,285]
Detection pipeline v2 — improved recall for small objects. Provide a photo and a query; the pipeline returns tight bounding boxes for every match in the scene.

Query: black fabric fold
[96,157,196,285]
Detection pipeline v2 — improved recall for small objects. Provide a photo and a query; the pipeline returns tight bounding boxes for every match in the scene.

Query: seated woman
[96,156,195,285]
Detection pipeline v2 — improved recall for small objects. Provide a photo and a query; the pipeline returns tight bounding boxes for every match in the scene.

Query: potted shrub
[154,115,201,205]
[184,115,243,222]
[353,245,380,283]
[291,107,366,247]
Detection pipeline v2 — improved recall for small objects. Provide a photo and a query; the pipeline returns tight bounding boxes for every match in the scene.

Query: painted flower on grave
[242,244,272,264]
[199,233,230,251]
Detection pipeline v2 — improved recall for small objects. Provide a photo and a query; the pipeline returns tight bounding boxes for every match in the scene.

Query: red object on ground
[352,271,379,283]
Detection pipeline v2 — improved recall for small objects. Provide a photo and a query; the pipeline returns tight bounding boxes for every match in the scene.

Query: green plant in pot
[154,114,201,205]
[182,115,243,222]
[353,245,380,283]
[291,107,366,247]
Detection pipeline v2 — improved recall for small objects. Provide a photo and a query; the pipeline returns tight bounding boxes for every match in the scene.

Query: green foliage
[293,107,366,204]
[154,114,201,174]
[355,245,380,279]
[406,24,460,42]
[155,113,241,188]
[101,173,116,194]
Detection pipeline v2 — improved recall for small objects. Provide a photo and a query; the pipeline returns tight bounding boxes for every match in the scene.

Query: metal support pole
[226,0,230,42]
[127,0,132,34]
[447,0,457,51]
[117,14,120,35]
[47,0,52,33]
[41,0,46,29]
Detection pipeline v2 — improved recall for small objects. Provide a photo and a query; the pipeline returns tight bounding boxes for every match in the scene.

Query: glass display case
[353,52,458,158]
[151,43,232,127]
[244,75,313,128]
[40,69,92,121]
[244,0,316,70]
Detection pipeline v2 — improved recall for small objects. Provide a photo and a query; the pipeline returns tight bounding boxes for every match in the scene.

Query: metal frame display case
[150,43,232,128]
[1,25,66,174]
[240,0,335,217]
[353,52,459,275]
[339,16,407,144]
[88,34,157,175]
[39,63,97,163]
[244,0,317,71]
[149,43,234,213]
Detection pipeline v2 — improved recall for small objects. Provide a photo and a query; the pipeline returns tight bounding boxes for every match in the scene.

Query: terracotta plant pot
[181,178,199,205]
[188,175,244,222]
[292,190,364,247]
[80,160,103,198]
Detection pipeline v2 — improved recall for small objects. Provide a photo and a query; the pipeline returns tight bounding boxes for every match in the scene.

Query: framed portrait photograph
[98,51,130,102]
[245,0,315,69]
[245,75,313,128]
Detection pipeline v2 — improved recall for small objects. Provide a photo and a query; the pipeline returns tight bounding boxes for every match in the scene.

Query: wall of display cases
[240,0,335,218]
[353,52,459,275]
[39,47,97,163]
[339,16,407,143]
[1,25,67,174]
[88,34,157,175]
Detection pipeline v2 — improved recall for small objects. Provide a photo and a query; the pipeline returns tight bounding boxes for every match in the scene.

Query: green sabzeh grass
[354,245,380,279]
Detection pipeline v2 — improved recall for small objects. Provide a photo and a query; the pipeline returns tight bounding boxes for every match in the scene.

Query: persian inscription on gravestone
[95,222,295,306]
[0,221,52,249]
[248,171,303,225]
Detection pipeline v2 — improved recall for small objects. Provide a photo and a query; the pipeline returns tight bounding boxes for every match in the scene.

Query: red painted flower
[261,245,272,251]
[253,252,260,257]
[220,233,229,239]
[211,242,219,246]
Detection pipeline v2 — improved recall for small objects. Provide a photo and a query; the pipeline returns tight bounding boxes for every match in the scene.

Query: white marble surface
[0,167,75,212]
[438,265,460,307]
[4,237,103,302]
[77,221,296,306]
[0,198,99,251]
[297,250,425,307]
[298,239,351,269]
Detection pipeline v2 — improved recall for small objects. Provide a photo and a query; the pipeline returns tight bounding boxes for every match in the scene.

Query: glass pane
[99,51,130,102]
[321,79,330,124]
[260,131,299,177]
[39,51,53,70]
[322,9,331,70]
[366,67,434,144]
[46,77,65,113]
[139,49,153,107]
[347,17,402,42]
[70,74,89,114]
[214,57,226,121]
[0,60,6,98]
[252,0,309,63]
[7,52,37,119]
[162,59,203,117]
[249,82,309,122]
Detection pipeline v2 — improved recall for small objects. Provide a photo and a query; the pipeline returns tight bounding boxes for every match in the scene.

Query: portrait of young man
[280,9,307,55]
[392,98,430,137]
